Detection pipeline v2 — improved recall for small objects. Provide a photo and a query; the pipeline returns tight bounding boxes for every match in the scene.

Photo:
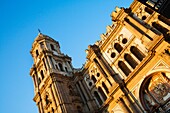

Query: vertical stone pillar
[32,74,37,87]
[122,94,139,113]
[49,84,57,111]
[47,56,54,69]
[38,93,44,113]
[89,44,142,113]
[93,59,112,86]
[78,81,89,100]
[44,56,50,70]
[117,98,131,113]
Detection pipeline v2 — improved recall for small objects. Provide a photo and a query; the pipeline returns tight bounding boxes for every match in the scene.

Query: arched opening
[102,82,109,94]
[55,64,58,70]
[58,63,64,71]
[118,61,131,76]
[94,91,103,106]
[45,94,50,105]
[50,44,55,51]
[40,70,44,79]
[152,22,169,34]
[130,46,145,61]
[124,54,138,69]
[52,108,54,113]
[91,75,97,83]
[140,72,170,112]
[98,87,107,101]
[36,50,39,57]
[65,67,68,72]
[114,43,123,53]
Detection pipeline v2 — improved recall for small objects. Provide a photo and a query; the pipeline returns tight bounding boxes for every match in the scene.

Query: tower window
[55,64,58,70]
[114,43,123,53]
[45,95,50,105]
[52,108,54,113]
[144,7,154,14]
[152,22,169,34]
[102,82,109,94]
[65,67,68,72]
[98,87,107,101]
[58,63,64,71]
[50,44,55,51]
[130,46,145,61]
[36,50,39,57]
[40,70,44,79]
[94,91,103,105]
[91,75,97,83]
[118,61,131,76]
[124,54,138,69]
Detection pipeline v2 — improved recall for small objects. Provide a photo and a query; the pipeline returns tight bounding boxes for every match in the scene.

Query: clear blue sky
[0,0,133,113]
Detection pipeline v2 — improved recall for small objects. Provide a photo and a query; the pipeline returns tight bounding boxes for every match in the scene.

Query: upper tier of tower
[30,33,62,63]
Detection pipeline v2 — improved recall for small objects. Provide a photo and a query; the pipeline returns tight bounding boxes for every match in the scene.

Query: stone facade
[30,0,170,113]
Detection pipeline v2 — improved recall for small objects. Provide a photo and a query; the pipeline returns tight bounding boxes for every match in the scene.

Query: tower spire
[38,29,41,34]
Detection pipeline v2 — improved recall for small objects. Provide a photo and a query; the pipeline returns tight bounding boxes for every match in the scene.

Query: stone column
[38,92,44,113]
[89,45,142,113]
[93,59,112,86]
[117,97,131,113]
[78,81,89,101]
[122,94,139,113]
[49,84,57,111]
[44,56,50,70]
[47,56,55,69]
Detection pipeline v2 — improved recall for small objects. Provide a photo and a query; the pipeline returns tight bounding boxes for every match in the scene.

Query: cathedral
[30,0,170,113]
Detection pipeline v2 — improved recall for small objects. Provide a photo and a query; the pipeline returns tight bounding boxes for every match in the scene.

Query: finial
[38,29,41,34]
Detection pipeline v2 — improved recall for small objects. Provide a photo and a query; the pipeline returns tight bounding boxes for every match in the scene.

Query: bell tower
[30,33,84,113]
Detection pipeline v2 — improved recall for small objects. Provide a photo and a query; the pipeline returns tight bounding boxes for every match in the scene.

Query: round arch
[139,71,170,112]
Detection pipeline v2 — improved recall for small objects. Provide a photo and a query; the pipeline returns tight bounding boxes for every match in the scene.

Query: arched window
[36,50,39,57]
[40,70,44,79]
[118,61,131,76]
[114,43,123,53]
[65,67,68,72]
[50,44,55,50]
[102,82,109,94]
[130,46,145,61]
[52,108,54,113]
[98,87,107,101]
[45,94,50,105]
[55,64,58,70]
[58,63,64,71]
[124,54,138,69]
[91,75,97,83]
[152,22,169,34]
[94,91,103,105]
